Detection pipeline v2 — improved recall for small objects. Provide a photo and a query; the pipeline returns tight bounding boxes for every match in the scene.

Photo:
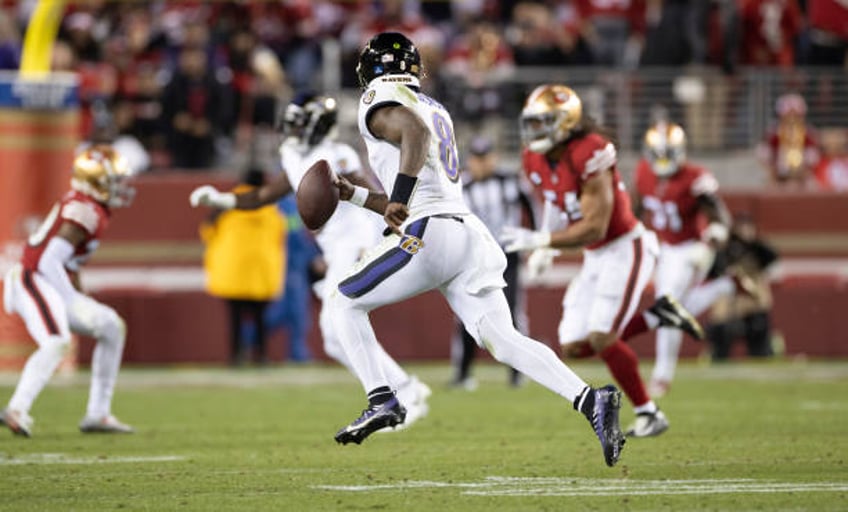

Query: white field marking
[0,453,186,466]
[800,400,848,411]
[314,476,848,497]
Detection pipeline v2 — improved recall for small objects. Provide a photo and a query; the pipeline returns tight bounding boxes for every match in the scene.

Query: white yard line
[0,453,186,466]
[315,476,848,496]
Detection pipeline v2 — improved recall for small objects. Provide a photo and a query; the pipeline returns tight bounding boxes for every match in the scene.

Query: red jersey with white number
[522,132,637,250]
[634,159,719,245]
[22,191,110,272]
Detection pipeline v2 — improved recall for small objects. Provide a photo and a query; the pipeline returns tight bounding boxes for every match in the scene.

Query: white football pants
[3,265,126,419]
[652,241,714,384]
[329,214,588,402]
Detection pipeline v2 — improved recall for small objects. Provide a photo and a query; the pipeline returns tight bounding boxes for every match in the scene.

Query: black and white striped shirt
[462,170,537,245]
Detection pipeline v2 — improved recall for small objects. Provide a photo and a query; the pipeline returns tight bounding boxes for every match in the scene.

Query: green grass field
[0,360,846,511]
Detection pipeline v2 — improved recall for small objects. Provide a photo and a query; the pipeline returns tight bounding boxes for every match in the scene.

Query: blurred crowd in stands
[0,0,846,187]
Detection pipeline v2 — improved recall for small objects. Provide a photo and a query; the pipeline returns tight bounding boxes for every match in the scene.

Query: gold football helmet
[644,122,686,177]
[520,84,582,154]
[71,144,136,207]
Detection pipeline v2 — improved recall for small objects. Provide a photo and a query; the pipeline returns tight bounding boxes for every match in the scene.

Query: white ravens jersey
[357,75,469,223]
[279,138,380,251]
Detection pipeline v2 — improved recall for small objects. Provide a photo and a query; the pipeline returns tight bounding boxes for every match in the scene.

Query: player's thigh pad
[558,260,599,345]
[655,241,711,298]
[442,283,509,348]
[589,233,657,335]
[11,269,71,347]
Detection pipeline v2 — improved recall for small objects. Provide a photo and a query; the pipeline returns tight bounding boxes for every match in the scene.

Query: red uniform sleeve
[570,133,617,183]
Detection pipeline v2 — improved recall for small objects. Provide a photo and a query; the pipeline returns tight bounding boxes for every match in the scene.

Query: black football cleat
[649,295,705,340]
[335,397,407,445]
[586,385,626,467]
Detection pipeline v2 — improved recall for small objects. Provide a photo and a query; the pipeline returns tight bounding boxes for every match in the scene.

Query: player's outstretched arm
[697,193,731,247]
[189,172,293,210]
[502,171,614,252]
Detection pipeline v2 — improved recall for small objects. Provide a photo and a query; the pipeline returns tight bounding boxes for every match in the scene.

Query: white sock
[644,310,661,329]
[634,401,658,415]
[9,339,66,413]
[684,277,734,317]
[652,327,683,384]
[86,337,125,419]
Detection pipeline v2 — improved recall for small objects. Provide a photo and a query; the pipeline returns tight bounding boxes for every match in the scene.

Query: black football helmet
[356,32,421,88]
[277,92,338,147]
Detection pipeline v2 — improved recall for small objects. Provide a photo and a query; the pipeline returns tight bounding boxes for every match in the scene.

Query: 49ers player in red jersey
[502,84,702,438]
[632,122,731,399]
[1,145,136,437]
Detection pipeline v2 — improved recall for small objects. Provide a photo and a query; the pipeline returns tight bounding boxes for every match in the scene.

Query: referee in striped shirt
[451,136,538,389]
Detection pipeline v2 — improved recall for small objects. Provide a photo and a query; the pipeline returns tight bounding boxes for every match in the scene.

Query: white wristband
[349,186,369,207]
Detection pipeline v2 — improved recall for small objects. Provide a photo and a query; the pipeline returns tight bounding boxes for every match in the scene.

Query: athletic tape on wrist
[349,186,369,207]
[389,174,417,205]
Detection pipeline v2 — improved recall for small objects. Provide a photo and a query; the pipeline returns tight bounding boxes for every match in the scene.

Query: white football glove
[688,242,716,274]
[500,226,551,253]
[189,185,236,209]
[701,222,729,247]
[526,247,560,279]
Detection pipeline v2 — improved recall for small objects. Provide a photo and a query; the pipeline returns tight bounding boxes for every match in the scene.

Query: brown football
[296,159,339,230]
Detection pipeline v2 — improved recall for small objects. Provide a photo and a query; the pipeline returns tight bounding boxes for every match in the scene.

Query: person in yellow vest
[200,169,286,366]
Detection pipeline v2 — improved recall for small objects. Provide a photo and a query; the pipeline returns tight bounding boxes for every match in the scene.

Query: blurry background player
[502,85,702,439]
[199,168,286,366]
[450,136,536,390]
[1,145,136,437]
[632,120,731,398]
[261,195,325,363]
[190,92,431,427]
[704,214,779,361]
[756,93,822,189]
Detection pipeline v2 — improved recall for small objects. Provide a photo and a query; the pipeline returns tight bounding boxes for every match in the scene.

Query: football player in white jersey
[328,32,626,467]
[189,93,431,426]
[1,145,136,436]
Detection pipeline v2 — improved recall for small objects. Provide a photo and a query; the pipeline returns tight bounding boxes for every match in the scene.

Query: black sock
[573,386,595,419]
[367,386,394,406]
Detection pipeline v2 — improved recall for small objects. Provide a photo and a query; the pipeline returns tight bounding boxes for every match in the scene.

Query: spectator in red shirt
[756,93,822,188]
[805,0,848,66]
[737,0,803,67]
[575,0,647,68]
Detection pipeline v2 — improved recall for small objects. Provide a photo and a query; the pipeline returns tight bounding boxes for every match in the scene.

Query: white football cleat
[625,409,669,438]
[1,408,33,437]
[79,415,135,434]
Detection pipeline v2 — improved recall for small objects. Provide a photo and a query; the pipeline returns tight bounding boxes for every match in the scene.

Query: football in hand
[296,159,339,230]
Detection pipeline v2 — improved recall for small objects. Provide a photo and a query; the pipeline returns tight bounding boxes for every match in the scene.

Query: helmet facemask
[520,85,582,154]
[279,96,338,150]
[71,145,136,208]
[644,123,686,178]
